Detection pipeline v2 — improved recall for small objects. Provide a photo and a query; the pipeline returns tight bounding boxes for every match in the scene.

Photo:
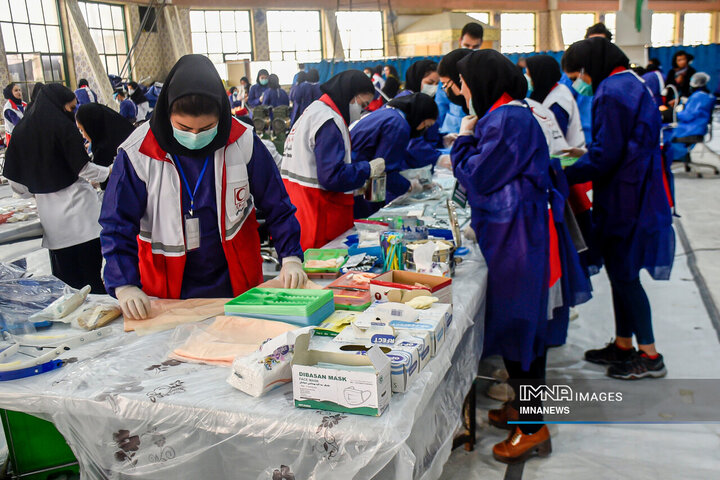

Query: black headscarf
[256,69,269,84]
[457,50,528,119]
[526,55,562,103]
[306,69,320,83]
[438,48,473,111]
[296,71,308,84]
[77,78,89,88]
[385,65,399,79]
[320,70,374,124]
[387,92,439,138]
[75,104,135,168]
[149,54,232,158]
[29,82,45,106]
[404,60,438,93]
[3,84,89,194]
[562,37,630,92]
[240,76,251,88]
[3,82,22,108]
[128,81,148,104]
[382,77,400,99]
[268,74,281,90]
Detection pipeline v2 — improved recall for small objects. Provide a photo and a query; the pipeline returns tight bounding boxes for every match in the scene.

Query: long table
[0,187,488,480]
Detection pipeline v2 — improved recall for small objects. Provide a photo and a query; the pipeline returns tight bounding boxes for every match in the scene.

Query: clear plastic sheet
[0,249,488,480]
[0,262,67,333]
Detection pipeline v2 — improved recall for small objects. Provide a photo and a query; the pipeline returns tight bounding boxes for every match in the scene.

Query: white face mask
[421,83,438,97]
[128,88,135,95]
[349,101,363,123]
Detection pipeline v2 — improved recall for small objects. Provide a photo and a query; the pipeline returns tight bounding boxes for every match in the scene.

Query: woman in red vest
[99,55,307,320]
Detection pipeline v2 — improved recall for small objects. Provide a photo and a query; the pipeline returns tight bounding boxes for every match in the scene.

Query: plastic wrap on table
[0,262,27,281]
[0,224,488,479]
[0,273,67,333]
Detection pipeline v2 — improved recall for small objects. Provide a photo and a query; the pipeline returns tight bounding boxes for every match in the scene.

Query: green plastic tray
[303,248,348,273]
[225,288,334,317]
[554,155,580,168]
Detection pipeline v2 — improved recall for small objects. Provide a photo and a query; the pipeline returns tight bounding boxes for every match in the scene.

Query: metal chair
[672,118,719,178]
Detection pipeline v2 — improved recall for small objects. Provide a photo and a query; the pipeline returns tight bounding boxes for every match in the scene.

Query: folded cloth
[169,316,297,366]
[124,298,230,335]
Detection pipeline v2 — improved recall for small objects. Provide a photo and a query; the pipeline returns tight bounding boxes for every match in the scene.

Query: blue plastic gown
[451,103,552,369]
[565,71,675,282]
[349,107,412,218]
[668,90,716,162]
[642,71,665,107]
[396,89,444,168]
[247,84,267,108]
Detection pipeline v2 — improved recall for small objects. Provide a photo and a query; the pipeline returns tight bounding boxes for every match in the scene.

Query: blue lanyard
[173,155,210,216]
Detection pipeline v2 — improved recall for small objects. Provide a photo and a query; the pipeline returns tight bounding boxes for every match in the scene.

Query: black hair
[461,22,484,41]
[585,23,612,41]
[646,58,661,72]
[170,94,219,117]
[240,76,251,87]
[113,88,125,98]
[229,86,238,94]
[384,65,400,79]
[78,78,89,88]
[374,65,384,75]
[632,65,647,76]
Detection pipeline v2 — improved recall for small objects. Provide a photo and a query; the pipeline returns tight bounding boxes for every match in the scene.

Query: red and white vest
[543,83,586,150]
[280,95,355,249]
[120,119,263,299]
[3,99,26,135]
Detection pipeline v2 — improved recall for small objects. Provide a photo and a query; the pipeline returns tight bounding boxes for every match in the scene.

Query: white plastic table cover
[0,180,488,480]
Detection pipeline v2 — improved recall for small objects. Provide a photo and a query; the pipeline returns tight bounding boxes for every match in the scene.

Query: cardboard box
[293,333,391,416]
[361,303,450,357]
[387,342,420,393]
[370,271,452,304]
[314,311,357,337]
[395,334,430,371]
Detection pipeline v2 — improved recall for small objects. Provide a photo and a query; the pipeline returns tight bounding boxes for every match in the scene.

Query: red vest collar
[139,118,247,162]
[319,94,347,126]
[489,93,514,113]
[610,66,627,76]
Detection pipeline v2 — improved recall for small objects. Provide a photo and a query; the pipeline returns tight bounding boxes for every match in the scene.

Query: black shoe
[584,341,635,365]
[607,351,667,380]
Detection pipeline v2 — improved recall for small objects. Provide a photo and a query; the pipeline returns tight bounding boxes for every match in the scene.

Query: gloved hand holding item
[409,178,424,194]
[369,158,385,178]
[437,154,452,170]
[116,285,151,320]
[443,133,458,148]
[460,115,478,135]
[280,257,308,289]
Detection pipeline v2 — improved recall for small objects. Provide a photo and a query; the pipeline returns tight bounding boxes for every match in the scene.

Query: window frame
[334,10,384,60]
[0,0,69,98]
[682,12,712,46]
[189,8,254,65]
[266,9,323,63]
[78,0,130,78]
[560,12,597,48]
[651,12,677,47]
[500,12,536,54]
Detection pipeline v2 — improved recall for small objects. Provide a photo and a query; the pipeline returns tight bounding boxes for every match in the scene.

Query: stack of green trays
[224,288,335,327]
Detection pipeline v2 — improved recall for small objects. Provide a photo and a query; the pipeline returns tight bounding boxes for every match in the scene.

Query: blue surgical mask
[259,78,269,86]
[172,124,218,150]
[525,74,533,97]
[573,77,593,96]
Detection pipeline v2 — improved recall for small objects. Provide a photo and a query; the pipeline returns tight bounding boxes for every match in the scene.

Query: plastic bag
[29,285,91,322]
[0,272,67,334]
[64,297,122,330]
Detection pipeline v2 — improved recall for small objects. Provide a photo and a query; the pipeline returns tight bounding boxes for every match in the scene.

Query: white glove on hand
[116,285,151,320]
[369,158,386,178]
[437,154,452,170]
[460,115,478,135]
[443,133,458,148]
[409,178,423,194]
[280,257,308,289]
[463,225,477,243]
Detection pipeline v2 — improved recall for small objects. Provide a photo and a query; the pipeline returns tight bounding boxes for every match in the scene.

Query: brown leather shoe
[488,402,519,430]
[492,426,552,464]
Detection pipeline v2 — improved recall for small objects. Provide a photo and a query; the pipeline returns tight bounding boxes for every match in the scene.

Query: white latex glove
[409,178,423,194]
[369,158,386,177]
[443,133,458,148]
[437,154,452,170]
[460,115,478,135]
[463,225,477,243]
[116,285,151,320]
[280,257,308,289]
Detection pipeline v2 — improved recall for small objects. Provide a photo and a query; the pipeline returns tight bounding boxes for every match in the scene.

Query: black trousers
[504,352,547,434]
[49,237,106,294]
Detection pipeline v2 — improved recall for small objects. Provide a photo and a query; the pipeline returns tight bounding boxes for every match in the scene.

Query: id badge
[184,215,201,251]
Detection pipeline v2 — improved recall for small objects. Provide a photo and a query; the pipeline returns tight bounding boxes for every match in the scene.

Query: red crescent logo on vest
[234,186,247,211]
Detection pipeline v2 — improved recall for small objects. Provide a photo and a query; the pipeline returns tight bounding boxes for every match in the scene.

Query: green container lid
[225,288,334,317]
